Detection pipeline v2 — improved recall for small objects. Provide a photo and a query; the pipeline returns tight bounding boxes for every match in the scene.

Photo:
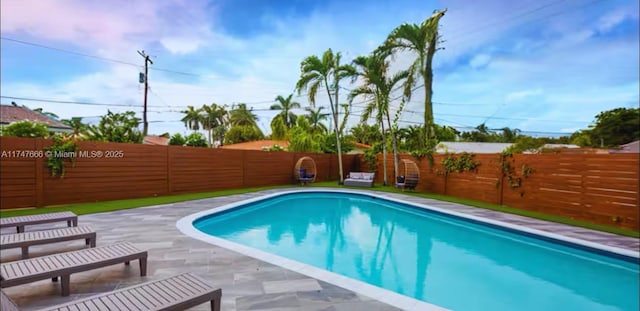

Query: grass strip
[1,181,637,238]
[0,185,293,218]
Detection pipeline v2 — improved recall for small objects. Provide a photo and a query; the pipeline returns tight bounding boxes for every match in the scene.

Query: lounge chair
[344,172,375,187]
[0,272,222,311]
[0,242,147,296]
[0,212,78,233]
[0,226,96,260]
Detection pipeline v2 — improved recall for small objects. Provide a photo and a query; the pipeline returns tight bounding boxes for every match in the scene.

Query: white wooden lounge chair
[0,212,78,233]
[0,226,96,260]
[0,242,147,296]
[0,272,222,311]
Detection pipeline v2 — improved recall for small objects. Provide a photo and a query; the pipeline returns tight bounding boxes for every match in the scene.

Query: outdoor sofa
[344,172,375,187]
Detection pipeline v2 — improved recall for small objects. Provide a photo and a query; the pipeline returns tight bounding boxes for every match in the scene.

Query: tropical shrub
[169,133,187,146]
[1,121,50,138]
[185,132,208,147]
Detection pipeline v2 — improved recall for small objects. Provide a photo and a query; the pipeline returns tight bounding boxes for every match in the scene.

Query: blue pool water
[193,192,639,311]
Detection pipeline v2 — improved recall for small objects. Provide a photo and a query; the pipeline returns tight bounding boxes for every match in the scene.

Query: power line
[1,37,141,67]
[445,0,569,39]
[1,96,141,108]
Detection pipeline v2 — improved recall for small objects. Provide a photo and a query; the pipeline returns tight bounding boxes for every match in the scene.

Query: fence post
[34,138,45,207]
[498,154,504,206]
[166,145,171,195]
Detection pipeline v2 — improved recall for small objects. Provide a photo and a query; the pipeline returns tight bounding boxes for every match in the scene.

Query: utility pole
[138,50,153,137]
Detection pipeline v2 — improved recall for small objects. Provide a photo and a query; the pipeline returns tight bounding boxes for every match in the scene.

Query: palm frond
[308,80,321,106]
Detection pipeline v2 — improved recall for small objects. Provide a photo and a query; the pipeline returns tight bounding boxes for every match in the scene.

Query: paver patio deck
[1,188,638,310]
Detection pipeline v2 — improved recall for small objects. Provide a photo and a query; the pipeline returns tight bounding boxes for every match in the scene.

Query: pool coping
[176,188,639,311]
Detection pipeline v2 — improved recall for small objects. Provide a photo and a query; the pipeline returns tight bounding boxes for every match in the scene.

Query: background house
[610,140,640,153]
[0,104,71,133]
[220,140,289,150]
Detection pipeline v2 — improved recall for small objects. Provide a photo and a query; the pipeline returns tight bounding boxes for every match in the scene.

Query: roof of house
[436,142,584,154]
[220,140,289,150]
[352,142,372,149]
[143,135,170,146]
[0,105,71,130]
[611,140,640,153]
[436,142,512,154]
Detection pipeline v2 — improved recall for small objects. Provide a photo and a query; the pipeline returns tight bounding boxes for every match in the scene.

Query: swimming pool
[178,190,639,311]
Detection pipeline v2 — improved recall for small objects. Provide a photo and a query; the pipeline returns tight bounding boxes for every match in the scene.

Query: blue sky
[1,0,638,137]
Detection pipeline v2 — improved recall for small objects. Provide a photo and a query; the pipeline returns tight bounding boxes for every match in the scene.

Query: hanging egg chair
[294,156,317,185]
[395,159,420,190]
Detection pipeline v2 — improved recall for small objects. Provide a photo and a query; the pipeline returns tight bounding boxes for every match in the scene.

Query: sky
[1,0,638,138]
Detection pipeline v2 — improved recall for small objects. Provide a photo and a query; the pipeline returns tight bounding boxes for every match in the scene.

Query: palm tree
[228,103,259,127]
[180,106,203,132]
[380,10,446,146]
[296,48,357,184]
[305,107,329,135]
[500,127,521,143]
[270,116,288,140]
[270,94,301,128]
[350,123,382,145]
[350,52,411,185]
[200,103,227,147]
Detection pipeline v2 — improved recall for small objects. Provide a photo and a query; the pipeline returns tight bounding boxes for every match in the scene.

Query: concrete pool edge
[176,188,639,311]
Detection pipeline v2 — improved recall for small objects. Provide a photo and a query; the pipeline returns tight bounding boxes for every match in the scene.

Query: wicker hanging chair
[294,156,317,185]
[396,159,420,190]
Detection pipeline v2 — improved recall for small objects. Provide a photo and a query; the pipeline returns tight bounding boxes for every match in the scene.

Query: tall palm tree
[380,9,446,146]
[350,52,411,184]
[500,127,521,143]
[200,103,228,147]
[180,106,203,132]
[305,107,329,135]
[228,103,259,127]
[397,125,424,151]
[270,94,301,128]
[296,48,357,184]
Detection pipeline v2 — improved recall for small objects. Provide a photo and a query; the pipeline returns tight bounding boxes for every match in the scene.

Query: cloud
[1,0,637,138]
[160,37,205,55]
[597,7,638,33]
[469,54,491,69]
[505,89,543,103]
[1,0,216,57]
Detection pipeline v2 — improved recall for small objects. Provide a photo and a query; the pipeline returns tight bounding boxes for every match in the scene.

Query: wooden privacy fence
[0,137,356,209]
[360,153,639,230]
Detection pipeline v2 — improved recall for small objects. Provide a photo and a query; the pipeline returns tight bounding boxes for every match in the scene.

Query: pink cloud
[0,0,214,54]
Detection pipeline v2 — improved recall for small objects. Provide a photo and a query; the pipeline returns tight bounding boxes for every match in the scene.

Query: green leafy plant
[88,110,143,143]
[185,132,208,147]
[363,143,380,173]
[263,144,285,151]
[440,152,480,175]
[1,121,50,138]
[499,151,535,191]
[168,133,187,146]
[44,136,79,178]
